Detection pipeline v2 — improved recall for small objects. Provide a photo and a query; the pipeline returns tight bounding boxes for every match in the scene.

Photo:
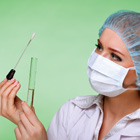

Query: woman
[0,10,140,140]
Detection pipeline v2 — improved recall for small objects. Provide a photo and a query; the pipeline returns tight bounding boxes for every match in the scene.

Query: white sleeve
[47,101,71,140]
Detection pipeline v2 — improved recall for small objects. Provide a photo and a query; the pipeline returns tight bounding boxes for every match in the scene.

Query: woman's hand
[14,102,48,140]
[0,78,23,124]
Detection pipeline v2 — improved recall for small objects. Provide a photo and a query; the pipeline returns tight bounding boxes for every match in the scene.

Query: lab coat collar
[72,94,103,118]
[72,94,103,109]
[72,94,140,119]
[125,108,140,120]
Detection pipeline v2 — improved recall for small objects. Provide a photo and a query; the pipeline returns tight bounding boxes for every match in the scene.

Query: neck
[103,90,140,120]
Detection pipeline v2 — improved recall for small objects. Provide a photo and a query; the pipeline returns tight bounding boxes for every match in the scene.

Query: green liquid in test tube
[27,57,38,108]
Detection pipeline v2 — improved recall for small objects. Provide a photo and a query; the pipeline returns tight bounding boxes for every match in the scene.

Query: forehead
[99,28,128,53]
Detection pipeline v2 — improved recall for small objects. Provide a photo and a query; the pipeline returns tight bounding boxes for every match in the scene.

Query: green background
[0,0,139,139]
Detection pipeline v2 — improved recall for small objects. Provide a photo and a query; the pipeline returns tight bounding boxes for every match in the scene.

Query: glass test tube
[27,57,38,108]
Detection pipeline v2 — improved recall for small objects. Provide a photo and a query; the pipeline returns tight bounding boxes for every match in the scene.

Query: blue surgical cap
[98,10,140,88]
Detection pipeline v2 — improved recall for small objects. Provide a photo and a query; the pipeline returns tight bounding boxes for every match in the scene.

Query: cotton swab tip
[31,32,36,40]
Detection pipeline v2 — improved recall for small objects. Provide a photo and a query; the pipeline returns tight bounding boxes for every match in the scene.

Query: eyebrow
[97,39,125,56]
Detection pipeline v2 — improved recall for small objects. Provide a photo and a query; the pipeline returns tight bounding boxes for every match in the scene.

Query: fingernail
[11,78,15,82]
[13,81,18,85]
[21,101,24,105]
[16,83,20,87]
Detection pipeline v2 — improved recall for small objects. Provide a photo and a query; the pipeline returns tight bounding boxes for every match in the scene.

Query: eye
[111,53,122,61]
[95,44,103,51]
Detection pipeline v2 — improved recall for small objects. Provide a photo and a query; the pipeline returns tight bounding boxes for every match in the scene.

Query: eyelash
[95,44,122,62]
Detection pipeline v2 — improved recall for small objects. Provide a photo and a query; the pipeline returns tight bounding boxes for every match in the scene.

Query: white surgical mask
[87,49,138,97]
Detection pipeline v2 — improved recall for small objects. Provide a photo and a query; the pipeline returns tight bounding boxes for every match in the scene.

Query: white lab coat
[47,95,140,140]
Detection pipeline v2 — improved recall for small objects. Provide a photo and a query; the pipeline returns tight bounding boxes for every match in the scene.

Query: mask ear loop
[126,66,139,90]
[129,67,140,89]
[128,66,137,76]
[129,67,136,70]
[130,67,140,89]
[128,66,138,77]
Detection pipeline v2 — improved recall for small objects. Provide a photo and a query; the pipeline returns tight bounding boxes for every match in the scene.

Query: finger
[0,79,7,115]
[22,102,40,126]
[20,112,33,133]
[8,82,21,108]
[17,120,28,137]
[2,81,19,98]
[14,127,21,140]
[1,81,19,116]
[0,79,8,88]
[0,78,15,94]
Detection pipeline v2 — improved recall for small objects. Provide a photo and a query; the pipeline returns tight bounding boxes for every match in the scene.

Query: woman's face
[95,28,137,88]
